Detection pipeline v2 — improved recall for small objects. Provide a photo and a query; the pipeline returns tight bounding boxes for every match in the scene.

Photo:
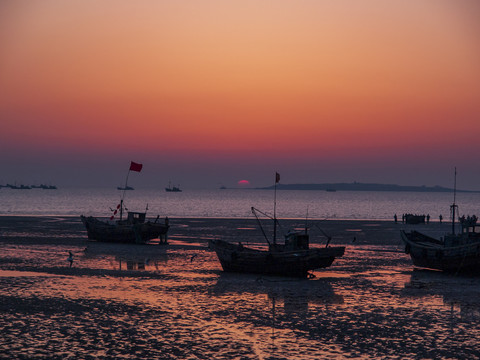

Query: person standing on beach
[394,214,398,224]
[67,251,74,267]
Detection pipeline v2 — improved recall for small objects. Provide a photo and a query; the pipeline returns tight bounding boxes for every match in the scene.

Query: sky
[1,0,479,189]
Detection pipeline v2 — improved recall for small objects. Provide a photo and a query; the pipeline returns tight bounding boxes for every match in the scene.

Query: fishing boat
[165,181,182,192]
[80,212,169,244]
[209,173,345,278]
[117,185,134,190]
[400,168,480,273]
[81,162,169,244]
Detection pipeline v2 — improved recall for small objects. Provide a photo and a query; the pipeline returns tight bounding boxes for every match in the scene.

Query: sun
[237,180,250,186]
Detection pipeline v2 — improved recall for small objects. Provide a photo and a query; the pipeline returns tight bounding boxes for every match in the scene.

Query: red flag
[129,161,143,172]
[275,172,280,183]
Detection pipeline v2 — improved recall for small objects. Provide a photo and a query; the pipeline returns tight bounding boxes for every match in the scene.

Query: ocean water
[1,187,479,219]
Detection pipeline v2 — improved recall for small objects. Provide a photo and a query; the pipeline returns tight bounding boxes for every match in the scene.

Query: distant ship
[165,181,182,192]
[6,184,31,189]
[117,186,134,190]
[31,184,57,189]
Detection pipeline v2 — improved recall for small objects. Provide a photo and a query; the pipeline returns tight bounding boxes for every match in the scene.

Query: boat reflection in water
[403,269,480,320]
[211,272,344,314]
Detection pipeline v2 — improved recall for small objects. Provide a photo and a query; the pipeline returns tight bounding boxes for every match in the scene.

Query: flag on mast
[275,172,280,183]
[129,161,143,172]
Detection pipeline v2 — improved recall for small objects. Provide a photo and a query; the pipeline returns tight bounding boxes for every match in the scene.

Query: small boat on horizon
[117,185,134,190]
[400,168,480,273]
[165,181,182,192]
[31,184,57,189]
[6,183,31,189]
[209,173,345,278]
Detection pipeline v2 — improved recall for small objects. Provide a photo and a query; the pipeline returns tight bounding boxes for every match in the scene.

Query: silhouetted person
[394,214,398,224]
[67,251,74,268]
[426,214,430,224]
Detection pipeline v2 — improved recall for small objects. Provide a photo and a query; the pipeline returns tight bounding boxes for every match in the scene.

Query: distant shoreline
[256,182,479,193]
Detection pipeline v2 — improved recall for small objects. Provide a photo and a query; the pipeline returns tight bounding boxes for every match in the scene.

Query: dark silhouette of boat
[209,173,345,278]
[401,168,480,272]
[401,225,480,273]
[117,186,134,190]
[80,212,169,244]
[81,161,169,244]
[6,183,31,189]
[165,181,182,192]
[31,184,57,189]
[209,231,345,277]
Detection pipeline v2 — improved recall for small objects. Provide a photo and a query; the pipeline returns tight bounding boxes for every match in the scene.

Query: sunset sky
[1,1,479,189]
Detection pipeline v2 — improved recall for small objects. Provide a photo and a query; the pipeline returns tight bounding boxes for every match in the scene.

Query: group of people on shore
[394,213,442,224]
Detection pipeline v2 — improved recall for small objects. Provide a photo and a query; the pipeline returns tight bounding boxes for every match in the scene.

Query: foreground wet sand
[1,216,479,359]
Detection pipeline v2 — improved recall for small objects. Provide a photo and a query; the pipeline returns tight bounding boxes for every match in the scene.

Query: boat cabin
[127,212,146,224]
[284,231,309,251]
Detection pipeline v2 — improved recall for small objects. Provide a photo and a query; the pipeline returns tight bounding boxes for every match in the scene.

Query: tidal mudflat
[1,216,479,359]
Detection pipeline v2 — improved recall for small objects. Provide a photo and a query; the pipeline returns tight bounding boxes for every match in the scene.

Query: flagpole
[120,169,131,221]
[451,167,457,235]
[273,172,278,245]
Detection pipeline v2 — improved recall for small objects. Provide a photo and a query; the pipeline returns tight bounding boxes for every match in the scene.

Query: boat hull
[209,239,345,278]
[80,216,169,244]
[400,230,480,273]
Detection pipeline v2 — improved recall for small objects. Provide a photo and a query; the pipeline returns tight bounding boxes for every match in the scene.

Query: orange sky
[1,1,479,188]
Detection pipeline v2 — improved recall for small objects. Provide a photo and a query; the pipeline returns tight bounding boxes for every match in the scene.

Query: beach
[1,216,480,359]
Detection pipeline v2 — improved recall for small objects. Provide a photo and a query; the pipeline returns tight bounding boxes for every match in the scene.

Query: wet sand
[1,216,479,359]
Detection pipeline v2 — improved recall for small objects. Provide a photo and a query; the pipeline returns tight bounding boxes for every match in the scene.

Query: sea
[1,187,479,220]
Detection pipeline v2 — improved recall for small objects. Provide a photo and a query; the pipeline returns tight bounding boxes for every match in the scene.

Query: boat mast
[273,172,280,245]
[120,169,133,221]
[118,161,143,221]
[450,167,457,235]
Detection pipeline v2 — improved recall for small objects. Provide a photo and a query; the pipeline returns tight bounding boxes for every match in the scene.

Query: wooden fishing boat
[401,217,480,273]
[81,212,169,244]
[400,168,480,273]
[81,161,169,244]
[209,173,345,278]
[209,233,345,278]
